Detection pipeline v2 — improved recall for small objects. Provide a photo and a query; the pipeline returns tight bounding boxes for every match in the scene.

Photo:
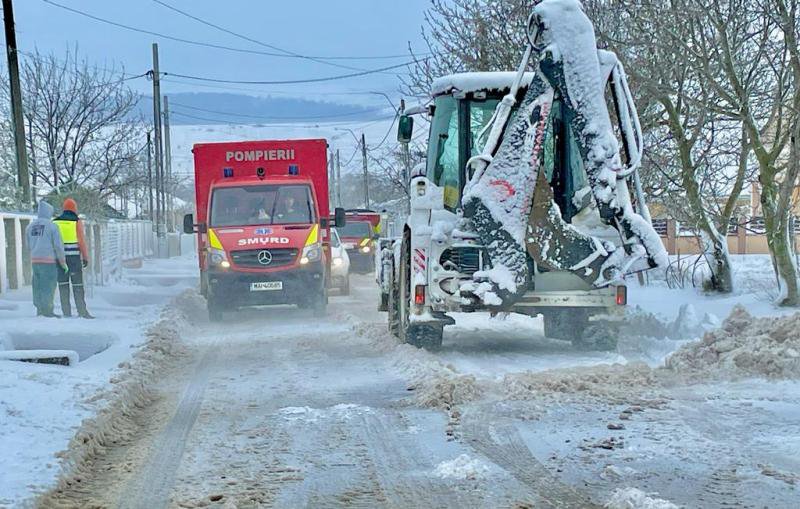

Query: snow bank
[666,305,800,379]
[605,488,678,509]
[503,362,663,405]
[39,290,198,504]
[433,454,490,480]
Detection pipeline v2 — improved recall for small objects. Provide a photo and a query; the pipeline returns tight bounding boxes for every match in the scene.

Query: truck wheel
[387,258,401,336]
[407,324,444,351]
[397,233,411,340]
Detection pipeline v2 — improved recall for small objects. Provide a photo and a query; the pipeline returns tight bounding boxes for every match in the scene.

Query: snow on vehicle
[338,209,381,273]
[330,228,351,295]
[384,0,667,350]
[184,138,346,321]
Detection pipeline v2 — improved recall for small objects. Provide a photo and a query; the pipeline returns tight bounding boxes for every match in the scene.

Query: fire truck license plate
[250,281,283,291]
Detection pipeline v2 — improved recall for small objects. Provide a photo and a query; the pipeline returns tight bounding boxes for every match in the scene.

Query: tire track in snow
[462,422,601,508]
[117,347,216,509]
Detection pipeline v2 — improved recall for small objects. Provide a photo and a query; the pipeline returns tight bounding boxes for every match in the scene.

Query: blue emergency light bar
[223,168,234,178]
[288,164,299,175]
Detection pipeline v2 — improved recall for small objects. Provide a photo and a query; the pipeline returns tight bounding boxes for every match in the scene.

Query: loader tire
[387,246,401,337]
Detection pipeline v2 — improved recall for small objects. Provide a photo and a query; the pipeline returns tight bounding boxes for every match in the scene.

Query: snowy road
[37,272,800,508]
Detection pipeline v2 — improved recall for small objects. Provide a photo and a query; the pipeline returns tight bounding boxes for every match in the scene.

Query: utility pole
[151,43,166,255]
[361,133,370,209]
[335,149,342,208]
[328,150,335,208]
[3,0,30,208]
[146,131,153,224]
[163,95,172,232]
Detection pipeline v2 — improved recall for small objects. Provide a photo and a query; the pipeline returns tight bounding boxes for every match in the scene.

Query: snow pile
[410,365,482,411]
[40,292,199,504]
[605,488,678,509]
[666,305,800,379]
[433,454,490,480]
[171,288,209,324]
[666,303,720,339]
[504,362,664,404]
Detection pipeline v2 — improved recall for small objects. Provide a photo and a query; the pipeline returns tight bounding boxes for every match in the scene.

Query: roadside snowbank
[0,256,196,507]
[666,305,800,379]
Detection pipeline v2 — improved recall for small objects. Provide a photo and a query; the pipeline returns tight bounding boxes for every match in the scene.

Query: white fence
[0,211,157,294]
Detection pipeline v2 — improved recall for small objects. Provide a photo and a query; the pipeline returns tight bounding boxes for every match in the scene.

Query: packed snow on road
[0,253,798,508]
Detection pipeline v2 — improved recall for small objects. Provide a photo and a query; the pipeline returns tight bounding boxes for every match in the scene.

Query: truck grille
[230,248,298,268]
[439,247,484,275]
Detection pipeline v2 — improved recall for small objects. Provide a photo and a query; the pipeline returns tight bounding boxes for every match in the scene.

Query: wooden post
[737,219,747,255]
[13,217,23,289]
[666,219,677,255]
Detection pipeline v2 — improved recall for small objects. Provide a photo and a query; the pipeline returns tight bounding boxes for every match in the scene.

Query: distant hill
[130,92,386,125]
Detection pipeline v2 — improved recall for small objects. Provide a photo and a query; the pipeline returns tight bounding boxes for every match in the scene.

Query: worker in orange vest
[53,198,94,319]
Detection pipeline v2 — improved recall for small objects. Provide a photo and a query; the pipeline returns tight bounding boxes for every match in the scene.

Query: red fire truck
[184,139,345,321]
[338,209,382,273]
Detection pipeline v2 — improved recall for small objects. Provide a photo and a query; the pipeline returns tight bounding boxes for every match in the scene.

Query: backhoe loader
[384,0,667,350]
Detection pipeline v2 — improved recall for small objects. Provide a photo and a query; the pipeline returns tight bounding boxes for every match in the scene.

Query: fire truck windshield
[210,184,316,227]
[338,221,372,238]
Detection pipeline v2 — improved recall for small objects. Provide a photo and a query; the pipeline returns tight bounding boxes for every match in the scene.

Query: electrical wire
[152,0,419,72]
[42,0,419,80]
[161,59,414,85]
[367,114,399,151]
[168,101,389,121]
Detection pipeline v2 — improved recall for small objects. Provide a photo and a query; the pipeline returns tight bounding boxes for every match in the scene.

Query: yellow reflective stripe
[208,228,223,249]
[54,220,78,244]
[359,238,370,247]
[305,224,319,246]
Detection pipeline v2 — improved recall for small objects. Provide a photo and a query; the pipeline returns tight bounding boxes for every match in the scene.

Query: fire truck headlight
[300,245,321,265]
[209,248,229,267]
[360,245,371,254]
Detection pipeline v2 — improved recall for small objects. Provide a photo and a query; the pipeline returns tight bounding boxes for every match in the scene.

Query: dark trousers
[32,263,58,315]
[58,256,88,316]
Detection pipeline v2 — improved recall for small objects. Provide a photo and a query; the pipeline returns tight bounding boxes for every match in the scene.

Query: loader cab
[424,77,589,222]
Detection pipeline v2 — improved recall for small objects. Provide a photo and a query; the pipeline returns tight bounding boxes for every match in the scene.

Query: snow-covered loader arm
[461,0,667,308]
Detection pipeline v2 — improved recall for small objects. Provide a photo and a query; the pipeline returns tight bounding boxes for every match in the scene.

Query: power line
[170,110,395,127]
[153,0,425,62]
[168,101,390,121]
[162,60,414,85]
[42,0,418,80]
[368,114,399,151]
[151,0,414,74]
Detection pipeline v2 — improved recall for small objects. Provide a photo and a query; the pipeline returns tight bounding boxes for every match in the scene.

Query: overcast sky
[12,0,431,107]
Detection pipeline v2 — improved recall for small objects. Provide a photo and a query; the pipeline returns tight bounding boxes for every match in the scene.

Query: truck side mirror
[334,207,346,228]
[183,213,206,234]
[397,115,414,143]
[183,214,195,234]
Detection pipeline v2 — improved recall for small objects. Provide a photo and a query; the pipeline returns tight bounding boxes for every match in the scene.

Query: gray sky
[12,0,431,107]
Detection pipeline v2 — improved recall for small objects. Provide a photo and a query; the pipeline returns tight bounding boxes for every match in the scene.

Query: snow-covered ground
[3,253,799,507]
[0,256,197,506]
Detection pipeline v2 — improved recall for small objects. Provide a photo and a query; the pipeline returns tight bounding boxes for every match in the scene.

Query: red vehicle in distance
[338,209,381,273]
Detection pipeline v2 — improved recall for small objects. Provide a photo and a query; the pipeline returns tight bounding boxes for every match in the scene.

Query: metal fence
[0,211,156,294]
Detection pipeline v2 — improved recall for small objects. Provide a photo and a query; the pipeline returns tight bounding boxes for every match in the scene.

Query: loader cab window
[541,100,589,222]
[427,95,461,210]
[468,97,501,159]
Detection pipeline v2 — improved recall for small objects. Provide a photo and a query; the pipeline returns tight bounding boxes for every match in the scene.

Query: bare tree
[8,49,143,197]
